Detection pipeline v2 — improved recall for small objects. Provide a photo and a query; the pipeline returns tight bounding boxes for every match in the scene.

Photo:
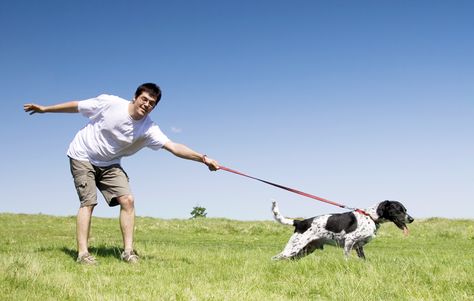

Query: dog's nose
[407,215,414,223]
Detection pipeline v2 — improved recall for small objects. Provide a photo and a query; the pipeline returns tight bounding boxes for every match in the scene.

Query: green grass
[1,214,473,300]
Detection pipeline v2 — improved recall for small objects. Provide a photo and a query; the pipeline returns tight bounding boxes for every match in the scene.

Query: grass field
[1,213,473,300]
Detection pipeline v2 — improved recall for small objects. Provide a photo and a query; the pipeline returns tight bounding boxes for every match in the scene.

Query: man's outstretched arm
[23,101,79,115]
[163,141,219,171]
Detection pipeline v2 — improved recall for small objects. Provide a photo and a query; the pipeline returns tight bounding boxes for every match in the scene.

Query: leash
[218,165,372,217]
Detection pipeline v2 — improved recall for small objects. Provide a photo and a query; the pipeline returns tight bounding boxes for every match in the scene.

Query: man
[23,83,220,265]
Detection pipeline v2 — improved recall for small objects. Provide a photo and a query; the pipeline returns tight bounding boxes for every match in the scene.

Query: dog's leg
[343,239,355,259]
[272,232,315,260]
[272,233,303,260]
[355,246,366,260]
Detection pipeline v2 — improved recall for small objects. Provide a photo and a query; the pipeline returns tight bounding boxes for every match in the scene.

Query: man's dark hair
[135,83,162,105]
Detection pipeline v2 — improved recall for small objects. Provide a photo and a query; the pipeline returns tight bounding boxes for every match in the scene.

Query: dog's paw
[271,254,284,261]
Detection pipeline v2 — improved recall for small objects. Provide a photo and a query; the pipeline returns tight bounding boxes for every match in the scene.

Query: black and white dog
[272,200,414,260]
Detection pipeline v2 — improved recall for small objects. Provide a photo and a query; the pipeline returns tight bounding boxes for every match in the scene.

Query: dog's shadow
[61,245,122,260]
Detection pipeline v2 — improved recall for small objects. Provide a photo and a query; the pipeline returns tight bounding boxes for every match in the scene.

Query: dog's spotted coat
[272,200,414,260]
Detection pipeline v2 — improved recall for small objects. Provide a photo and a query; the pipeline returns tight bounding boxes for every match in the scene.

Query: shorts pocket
[73,174,97,205]
[74,175,88,191]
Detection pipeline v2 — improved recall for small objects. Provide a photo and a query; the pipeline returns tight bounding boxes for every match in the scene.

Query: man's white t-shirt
[67,94,170,167]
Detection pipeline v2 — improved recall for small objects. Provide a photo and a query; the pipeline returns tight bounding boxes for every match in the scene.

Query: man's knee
[78,204,95,214]
[117,194,134,210]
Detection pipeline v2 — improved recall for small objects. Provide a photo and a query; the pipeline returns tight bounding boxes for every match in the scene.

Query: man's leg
[116,194,135,252]
[77,205,94,256]
[69,157,98,262]
[98,165,137,263]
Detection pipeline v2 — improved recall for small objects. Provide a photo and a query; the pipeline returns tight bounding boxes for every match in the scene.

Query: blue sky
[1,1,473,220]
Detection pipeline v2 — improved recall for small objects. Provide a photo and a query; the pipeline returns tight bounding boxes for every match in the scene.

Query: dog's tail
[271,200,294,226]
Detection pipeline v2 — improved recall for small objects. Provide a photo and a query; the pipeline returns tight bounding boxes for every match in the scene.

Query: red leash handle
[218,165,351,210]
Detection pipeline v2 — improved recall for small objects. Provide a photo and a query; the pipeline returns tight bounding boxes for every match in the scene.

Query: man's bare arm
[23,101,79,115]
[163,141,219,171]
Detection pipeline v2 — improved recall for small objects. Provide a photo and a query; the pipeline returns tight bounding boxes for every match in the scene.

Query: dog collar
[355,209,377,222]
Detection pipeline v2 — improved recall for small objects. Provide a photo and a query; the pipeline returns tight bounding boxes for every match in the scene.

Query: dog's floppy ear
[376,200,391,218]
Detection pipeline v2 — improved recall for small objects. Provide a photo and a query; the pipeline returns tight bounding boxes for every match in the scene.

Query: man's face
[131,92,157,119]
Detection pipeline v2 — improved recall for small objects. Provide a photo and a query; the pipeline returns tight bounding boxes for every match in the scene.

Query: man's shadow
[61,245,122,261]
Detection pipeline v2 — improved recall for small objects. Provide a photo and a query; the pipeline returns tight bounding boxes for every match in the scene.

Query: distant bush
[190,206,207,219]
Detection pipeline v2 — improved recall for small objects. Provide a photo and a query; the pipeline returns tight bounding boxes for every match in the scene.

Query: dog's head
[376,200,414,235]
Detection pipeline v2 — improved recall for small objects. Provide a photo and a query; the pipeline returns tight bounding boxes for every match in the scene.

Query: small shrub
[190,206,207,219]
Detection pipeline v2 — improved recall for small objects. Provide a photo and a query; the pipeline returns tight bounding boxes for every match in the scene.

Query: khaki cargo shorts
[69,157,131,207]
